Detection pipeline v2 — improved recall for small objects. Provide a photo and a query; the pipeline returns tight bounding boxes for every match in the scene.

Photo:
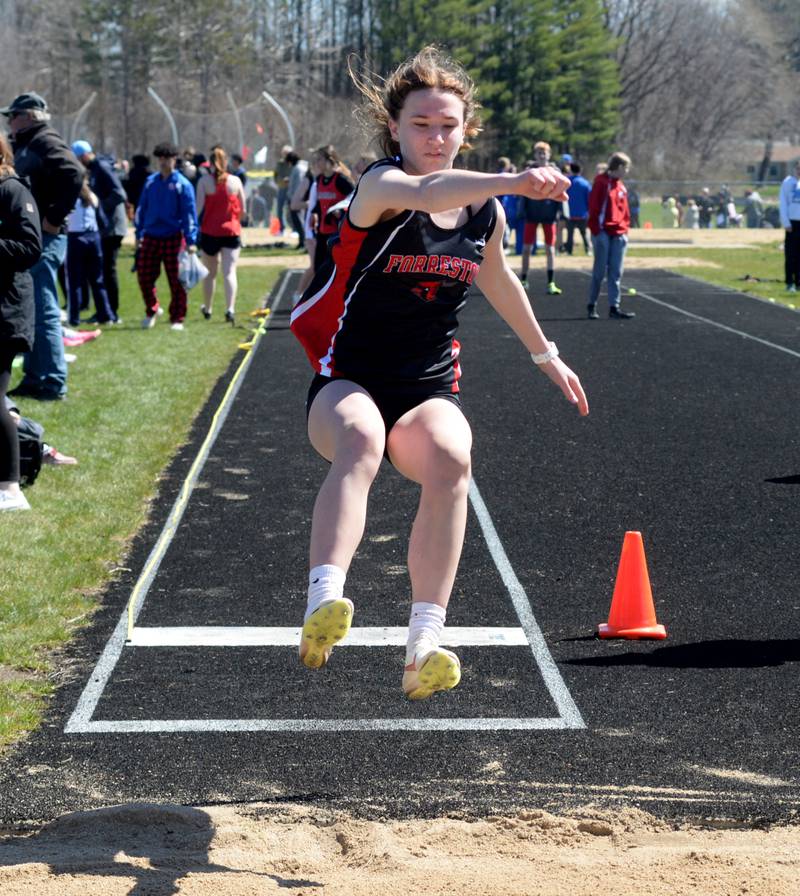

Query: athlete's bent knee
[423,442,471,495]
[334,422,385,474]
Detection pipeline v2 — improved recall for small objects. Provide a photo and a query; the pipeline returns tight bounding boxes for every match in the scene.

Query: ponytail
[210,146,228,184]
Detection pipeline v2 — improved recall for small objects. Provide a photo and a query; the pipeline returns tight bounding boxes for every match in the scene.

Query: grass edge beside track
[0,257,281,751]
[626,245,797,309]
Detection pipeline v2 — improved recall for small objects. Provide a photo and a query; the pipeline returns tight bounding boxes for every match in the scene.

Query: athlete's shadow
[764,474,800,485]
[0,803,322,894]
[564,638,800,669]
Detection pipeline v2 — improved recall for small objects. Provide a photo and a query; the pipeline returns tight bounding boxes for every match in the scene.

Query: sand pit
[0,802,797,895]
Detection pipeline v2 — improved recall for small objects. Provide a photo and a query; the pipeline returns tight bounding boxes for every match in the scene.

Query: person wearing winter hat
[71,139,128,320]
[2,93,82,400]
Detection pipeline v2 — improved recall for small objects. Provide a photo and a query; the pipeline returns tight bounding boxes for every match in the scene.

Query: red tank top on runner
[315,172,354,236]
[201,174,242,237]
[291,158,498,394]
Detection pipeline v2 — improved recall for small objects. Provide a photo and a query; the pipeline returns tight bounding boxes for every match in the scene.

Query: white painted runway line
[128,626,529,648]
[578,270,800,360]
[634,290,800,360]
[71,717,578,733]
[65,269,585,735]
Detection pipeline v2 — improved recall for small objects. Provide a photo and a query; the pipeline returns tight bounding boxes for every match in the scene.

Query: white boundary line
[66,270,584,734]
[580,269,800,360]
[468,480,584,728]
[127,626,528,647]
[72,717,576,733]
[65,272,293,734]
[635,291,800,359]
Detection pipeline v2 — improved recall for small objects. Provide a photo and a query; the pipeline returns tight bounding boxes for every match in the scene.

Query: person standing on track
[779,160,800,294]
[586,152,635,320]
[518,141,563,294]
[290,46,589,700]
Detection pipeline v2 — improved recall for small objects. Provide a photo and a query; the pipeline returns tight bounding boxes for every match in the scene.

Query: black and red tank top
[290,157,498,394]
[314,172,354,236]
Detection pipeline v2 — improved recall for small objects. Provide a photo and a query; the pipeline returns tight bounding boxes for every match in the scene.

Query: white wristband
[531,341,559,365]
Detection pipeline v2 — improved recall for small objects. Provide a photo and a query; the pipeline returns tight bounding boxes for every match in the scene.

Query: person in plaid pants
[134,142,198,330]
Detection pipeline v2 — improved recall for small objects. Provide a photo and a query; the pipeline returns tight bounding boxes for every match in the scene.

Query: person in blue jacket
[134,142,198,330]
[565,162,591,256]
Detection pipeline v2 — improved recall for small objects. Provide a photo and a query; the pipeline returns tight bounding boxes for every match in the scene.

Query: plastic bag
[177,249,209,290]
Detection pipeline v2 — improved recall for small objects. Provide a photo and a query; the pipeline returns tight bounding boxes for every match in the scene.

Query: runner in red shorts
[518,141,563,295]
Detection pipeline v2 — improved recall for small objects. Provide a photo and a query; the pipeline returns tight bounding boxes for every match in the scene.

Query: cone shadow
[564,638,800,669]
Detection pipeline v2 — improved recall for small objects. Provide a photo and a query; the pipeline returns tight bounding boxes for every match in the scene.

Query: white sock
[305,564,346,622]
[405,602,447,666]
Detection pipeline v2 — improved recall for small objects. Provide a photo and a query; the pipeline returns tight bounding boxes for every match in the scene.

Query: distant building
[744,141,800,182]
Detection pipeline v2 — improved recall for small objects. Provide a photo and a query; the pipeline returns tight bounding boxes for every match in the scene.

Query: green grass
[0,250,279,748]
[626,243,796,307]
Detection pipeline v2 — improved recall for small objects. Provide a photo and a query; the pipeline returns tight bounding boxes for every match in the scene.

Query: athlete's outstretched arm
[474,202,589,417]
[350,165,570,228]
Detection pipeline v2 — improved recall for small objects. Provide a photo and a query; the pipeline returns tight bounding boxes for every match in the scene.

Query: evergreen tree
[366,0,619,166]
[550,0,619,157]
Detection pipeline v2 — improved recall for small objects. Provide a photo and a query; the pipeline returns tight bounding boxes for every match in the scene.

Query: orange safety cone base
[598,622,667,640]
[598,531,667,640]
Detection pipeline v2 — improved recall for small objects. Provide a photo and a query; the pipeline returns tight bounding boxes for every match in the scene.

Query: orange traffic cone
[269,216,281,235]
[598,531,667,639]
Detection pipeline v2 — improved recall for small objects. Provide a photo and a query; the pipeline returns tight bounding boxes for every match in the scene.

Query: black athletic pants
[102,234,124,315]
[785,222,800,288]
[0,347,19,483]
[565,218,590,255]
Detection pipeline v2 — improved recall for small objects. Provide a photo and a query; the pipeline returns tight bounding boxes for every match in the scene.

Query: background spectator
[587,151,635,320]
[683,198,700,229]
[196,145,245,324]
[744,189,764,229]
[286,151,309,248]
[134,141,198,330]
[72,140,128,321]
[0,131,42,509]
[274,144,293,234]
[697,187,714,228]
[565,161,591,255]
[125,154,152,212]
[2,92,82,401]
[64,175,117,327]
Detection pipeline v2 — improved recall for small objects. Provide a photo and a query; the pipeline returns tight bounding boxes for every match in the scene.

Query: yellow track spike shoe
[299,597,354,669]
[402,647,461,700]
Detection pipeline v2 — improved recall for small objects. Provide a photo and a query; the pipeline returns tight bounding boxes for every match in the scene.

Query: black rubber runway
[1,267,798,825]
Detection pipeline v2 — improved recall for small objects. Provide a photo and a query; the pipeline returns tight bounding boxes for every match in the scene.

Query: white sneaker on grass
[170,322,185,331]
[0,490,31,511]
[141,315,156,329]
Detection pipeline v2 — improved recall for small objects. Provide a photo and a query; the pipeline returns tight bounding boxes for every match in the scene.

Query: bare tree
[604,0,792,177]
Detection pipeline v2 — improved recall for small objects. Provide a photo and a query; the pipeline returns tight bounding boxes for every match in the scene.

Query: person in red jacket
[586,152,635,320]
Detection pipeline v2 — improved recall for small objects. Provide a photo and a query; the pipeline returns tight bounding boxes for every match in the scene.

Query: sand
[0,802,797,895]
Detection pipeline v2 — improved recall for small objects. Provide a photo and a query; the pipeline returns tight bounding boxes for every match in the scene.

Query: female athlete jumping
[290,47,588,700]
